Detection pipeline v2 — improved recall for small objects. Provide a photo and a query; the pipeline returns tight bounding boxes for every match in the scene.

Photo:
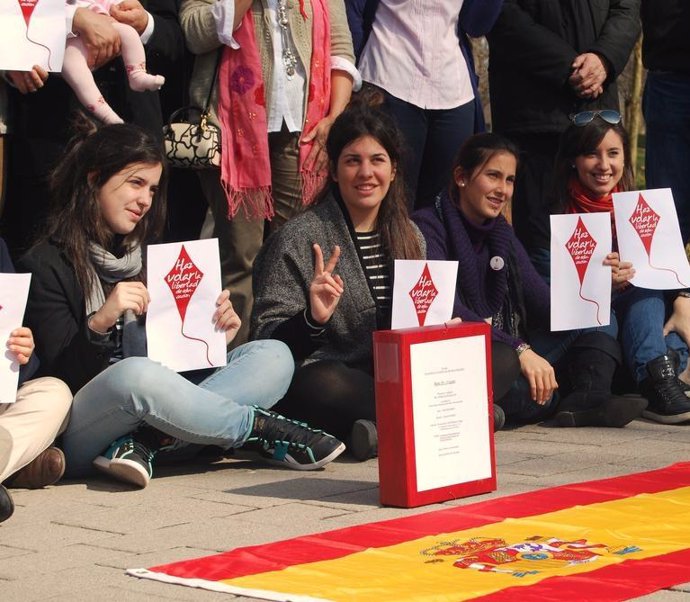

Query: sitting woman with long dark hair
[251,104,424,460]
[18,122,345,489]
[413,132,645,428]
[552,110,690,424]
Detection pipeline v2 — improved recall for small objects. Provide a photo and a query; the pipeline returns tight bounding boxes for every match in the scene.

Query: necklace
[277,0,297,78]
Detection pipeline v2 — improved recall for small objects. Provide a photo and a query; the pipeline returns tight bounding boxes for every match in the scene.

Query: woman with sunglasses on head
[552,110,690,424]
[413,132,645,428]
[251,104,425,460]
[17,121,345,489]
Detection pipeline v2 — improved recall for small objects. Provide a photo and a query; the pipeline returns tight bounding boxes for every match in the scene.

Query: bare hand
[213,289,242,345]
[89,281,150,333]
[301,115,335,174]
[664,295,690,351]
[604,252,635,291]
[309,243,344,325]
[7,327,34,365]
[569,53,608,98]
[73,8,121,69]
[7,65,48,94]
[519,348,558,404]
[109,0,149,35]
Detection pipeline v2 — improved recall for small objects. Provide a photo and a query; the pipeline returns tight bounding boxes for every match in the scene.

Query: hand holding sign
[7,326,34,365]
[88,281,150,333]
[309,244,344,325]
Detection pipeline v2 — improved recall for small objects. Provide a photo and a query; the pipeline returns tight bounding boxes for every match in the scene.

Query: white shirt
[264,0,307,133]
[358,0,473,110]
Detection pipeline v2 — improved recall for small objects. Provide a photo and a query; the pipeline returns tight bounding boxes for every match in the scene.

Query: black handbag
[162,50,222,169]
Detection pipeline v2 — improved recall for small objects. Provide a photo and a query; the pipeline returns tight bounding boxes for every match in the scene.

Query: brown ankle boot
[5,447,65,489]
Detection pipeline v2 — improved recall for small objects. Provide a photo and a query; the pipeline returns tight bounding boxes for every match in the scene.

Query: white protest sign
[613,188,690,290]
[391,260,458,330]
[146,239,227,372]
[550,213,612,331]
[0,0,65,71]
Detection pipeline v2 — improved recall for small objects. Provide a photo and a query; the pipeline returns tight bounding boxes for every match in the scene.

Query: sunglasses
[569,110,622,127]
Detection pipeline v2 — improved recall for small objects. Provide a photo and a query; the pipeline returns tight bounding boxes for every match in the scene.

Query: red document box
[373,322,496,508]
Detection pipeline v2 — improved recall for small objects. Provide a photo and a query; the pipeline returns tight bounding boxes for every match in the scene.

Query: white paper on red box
[550,212,612,331]
[613,188,690,290]
[146,239,226,372]
[0,0,65,71]
[0,273,31,404]
[391,260,458,329]
[409,335,492,492]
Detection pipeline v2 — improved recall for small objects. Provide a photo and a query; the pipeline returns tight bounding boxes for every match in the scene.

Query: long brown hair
[44,119,168,294]
[320,104,423,260]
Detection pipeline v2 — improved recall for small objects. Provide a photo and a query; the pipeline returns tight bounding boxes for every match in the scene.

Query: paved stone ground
[2,418,690,601]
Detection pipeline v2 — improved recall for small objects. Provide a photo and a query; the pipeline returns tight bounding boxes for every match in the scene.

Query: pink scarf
[216,0,331,220]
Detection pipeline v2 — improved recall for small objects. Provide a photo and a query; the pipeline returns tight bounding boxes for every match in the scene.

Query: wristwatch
[515,342,531,356]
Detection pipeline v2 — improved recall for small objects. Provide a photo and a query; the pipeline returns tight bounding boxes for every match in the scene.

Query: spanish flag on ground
[129,463,690,601]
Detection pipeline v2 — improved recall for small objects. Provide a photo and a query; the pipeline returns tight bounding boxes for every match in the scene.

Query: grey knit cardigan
[251,194,425,367]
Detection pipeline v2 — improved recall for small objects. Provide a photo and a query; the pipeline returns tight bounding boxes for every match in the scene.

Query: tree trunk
[626,36,644,183]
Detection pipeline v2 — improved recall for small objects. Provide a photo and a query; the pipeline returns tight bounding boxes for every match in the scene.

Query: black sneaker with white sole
[244,408,345,470]
[93,436,155,488]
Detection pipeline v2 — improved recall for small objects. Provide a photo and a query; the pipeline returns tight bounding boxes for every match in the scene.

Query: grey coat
[251,194,425,368]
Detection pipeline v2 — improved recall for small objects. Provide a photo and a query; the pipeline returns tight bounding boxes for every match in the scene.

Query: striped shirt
[355,231,391,313]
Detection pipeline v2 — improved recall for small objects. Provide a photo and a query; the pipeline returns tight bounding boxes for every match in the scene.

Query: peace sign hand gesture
[309,244,345,325]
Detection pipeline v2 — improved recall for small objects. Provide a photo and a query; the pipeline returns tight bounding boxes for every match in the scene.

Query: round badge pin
[490,256,505,271]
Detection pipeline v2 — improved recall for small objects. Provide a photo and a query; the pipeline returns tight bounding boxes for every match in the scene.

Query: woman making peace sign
[251,104,425,460]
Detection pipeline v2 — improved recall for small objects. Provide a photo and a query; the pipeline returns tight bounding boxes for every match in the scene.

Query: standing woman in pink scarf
[180,0,359,346]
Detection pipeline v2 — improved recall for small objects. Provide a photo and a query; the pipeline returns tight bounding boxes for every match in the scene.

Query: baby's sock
[89,96,124,125]
[127,63,165,92]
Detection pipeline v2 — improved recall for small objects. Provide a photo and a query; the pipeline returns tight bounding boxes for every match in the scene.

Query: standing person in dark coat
[1,0,184,259]
[486,0,640,270]
[642,0,690,244]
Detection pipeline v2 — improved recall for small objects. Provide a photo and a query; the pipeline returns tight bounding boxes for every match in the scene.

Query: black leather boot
[549,332,646,428]
[640,354,690,424]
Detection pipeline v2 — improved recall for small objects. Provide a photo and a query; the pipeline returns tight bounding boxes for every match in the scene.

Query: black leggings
[273,360,376,441]
[274,344,520,441]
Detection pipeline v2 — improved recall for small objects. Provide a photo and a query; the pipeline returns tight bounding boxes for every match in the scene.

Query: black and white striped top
[354,231,391,312]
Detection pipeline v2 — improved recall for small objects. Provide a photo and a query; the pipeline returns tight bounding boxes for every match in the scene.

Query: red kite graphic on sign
[164,245,212,366]
[408,263,439,327]
[17,0,53,69]
[565,217,602,324]
[629,193,687,287]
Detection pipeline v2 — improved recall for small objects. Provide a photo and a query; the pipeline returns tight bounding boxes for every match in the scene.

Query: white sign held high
[146,239,227,372]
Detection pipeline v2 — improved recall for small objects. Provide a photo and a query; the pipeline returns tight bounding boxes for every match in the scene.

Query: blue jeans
[382,91,475,210]
[613,287,688,384]
[643,72,690,243]
[62,340,294,477]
